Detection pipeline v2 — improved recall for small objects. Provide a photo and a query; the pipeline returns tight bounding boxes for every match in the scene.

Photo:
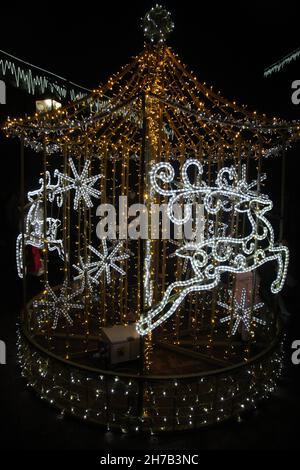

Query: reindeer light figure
[137,159,289,335]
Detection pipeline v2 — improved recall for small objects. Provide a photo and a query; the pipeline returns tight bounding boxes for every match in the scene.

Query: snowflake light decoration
[54,157,102,210]
[34,280,84,329]
[88,240,130,285]
[218,288,266,336]
[72,256,99,291]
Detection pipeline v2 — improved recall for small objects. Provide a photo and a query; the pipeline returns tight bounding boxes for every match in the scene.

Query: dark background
[0,0,300,451]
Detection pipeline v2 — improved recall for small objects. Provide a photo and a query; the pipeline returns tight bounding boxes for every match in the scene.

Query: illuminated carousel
[4,6,300,432]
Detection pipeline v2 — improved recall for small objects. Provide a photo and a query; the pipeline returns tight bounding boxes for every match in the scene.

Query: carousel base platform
[18,296,283,433]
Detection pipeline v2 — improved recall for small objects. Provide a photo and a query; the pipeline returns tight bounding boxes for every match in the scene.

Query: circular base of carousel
[18,294,283,434]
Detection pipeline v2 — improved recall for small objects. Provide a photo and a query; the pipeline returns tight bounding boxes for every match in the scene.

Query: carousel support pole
[210,149,224,353]
[124,150,130,323]
[83,143,90,350]
[248,148,262,357]
[139,91,148,360]
[43,139,49,285]
[276,152,287,327]
[43,138,51,345]
[207,153,214,353]
[100,148,107,328]
[20,136,26,315]
[279,153,286,242]
[137,91,147,419]
[64,144,71,359]
[111,159,116,324]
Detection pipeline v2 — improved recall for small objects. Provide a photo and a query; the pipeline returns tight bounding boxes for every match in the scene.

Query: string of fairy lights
[17,327,283,432]
[4,45,300,157]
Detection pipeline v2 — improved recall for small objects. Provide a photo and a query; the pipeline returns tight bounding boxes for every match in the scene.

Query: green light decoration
[264,46,300,77]
[0,48,90,100]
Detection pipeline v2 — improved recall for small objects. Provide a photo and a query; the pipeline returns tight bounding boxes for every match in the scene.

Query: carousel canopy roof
[3,6,300,161]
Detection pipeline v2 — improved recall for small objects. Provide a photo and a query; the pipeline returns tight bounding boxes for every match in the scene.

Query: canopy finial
[142,4,174,44]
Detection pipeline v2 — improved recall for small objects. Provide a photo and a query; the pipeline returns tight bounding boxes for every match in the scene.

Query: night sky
[0,0,299,119]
